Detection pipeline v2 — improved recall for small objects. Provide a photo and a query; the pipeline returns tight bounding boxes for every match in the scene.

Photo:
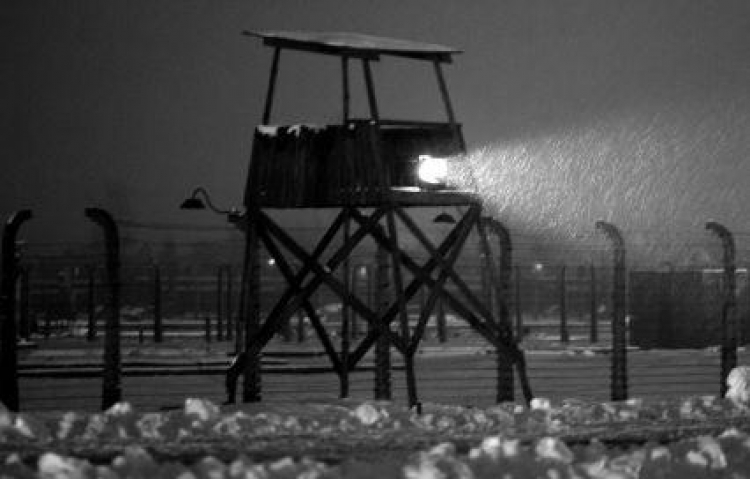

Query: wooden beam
[340,208,351,397]
[260,36,380,60]
[385,208,409,342]
[362,59,380,121]
[246,33,453,62]
[240,207,262,402]
[262,47,281,125]
[342,56,350,123]
[368,119,459,127]
[433,60,456,125]
[384,203,419,407]
[433,60,466,152]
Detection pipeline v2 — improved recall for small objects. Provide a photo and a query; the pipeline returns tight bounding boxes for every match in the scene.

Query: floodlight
[417,155,448,186]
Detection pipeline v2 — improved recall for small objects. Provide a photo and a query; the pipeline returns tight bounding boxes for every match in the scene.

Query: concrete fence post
[478,217,516,402]
[85,208,122,410]
[596,220,628,401]
[706,221,737,397]
[0,210,32,411]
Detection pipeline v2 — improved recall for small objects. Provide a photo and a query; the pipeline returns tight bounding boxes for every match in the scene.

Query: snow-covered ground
[3,388,750,478]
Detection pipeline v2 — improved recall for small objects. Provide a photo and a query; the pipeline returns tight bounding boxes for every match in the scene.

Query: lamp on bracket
[433,211,456,224]
[180,187,243,223]
[416,154,456,224]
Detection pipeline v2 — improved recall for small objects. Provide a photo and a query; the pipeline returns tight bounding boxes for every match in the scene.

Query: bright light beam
[417,155,449,185]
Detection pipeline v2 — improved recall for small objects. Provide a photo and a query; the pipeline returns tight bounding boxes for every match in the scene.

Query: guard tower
[235,31,531,405]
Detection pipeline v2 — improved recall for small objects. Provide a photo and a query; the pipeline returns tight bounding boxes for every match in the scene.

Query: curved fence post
[596,220,628,401]
[0,210,32,411]
[478,217,514,402]
[482,219,514,328]
[85,208,122,410]
[480,217,534,404]
[706,221,737,397]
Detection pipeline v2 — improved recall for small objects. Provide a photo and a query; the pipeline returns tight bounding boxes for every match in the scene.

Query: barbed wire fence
[4,212,750,411]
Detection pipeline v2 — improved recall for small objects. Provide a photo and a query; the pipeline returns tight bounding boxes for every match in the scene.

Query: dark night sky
[3,1,750,255]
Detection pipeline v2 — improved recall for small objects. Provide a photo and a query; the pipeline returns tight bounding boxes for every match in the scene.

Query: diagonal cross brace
[397,206,479,356]
[245,208,348,351]
[258,225,343,374]
[365,206,494,339]
[397,207,513,344]
[261,207,407,353]
[361,206,523,362]
[394,206,492,354]
[345,207,468,366]
[346,205,489,365]
[246,207,406,358]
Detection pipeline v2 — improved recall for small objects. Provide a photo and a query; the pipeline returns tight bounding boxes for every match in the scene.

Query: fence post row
[0,210,32,411]
[85,208,122,411]
[595,220,628,401]
[8,214,748,407]
[705,221,737,397]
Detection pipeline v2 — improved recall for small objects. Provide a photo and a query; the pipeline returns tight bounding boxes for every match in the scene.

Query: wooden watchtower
[236,31,531,405]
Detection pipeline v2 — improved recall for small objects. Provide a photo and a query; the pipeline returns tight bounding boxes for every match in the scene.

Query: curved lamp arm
[181,187,233,215]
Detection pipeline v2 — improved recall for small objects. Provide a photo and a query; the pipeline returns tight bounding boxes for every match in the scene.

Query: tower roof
[244,30,460,62]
